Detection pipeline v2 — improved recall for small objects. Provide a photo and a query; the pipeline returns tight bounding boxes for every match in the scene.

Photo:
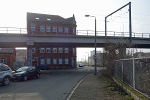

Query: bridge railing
[0,27,27,34]
[0,27,150,38]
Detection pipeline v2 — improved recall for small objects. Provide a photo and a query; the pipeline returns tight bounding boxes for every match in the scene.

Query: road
[0,66,101,100]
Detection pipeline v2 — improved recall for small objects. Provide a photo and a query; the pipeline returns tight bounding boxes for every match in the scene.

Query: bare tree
[103,37,136,76]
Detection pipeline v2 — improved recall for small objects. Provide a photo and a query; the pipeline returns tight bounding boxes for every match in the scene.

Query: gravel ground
[69,71,132,100]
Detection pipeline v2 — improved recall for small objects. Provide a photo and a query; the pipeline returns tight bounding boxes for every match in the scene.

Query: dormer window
[47,18,51,21]
[35,17,39,20]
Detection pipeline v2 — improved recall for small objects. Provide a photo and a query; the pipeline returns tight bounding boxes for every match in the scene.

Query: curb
[112,77,150,100]
[67,74,92,100]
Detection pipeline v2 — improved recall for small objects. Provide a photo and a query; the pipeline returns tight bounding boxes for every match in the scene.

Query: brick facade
[0,48,16,69]
[27,12,77,68]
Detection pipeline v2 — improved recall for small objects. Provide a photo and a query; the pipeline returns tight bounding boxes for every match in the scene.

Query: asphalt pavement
[68,68,133,100]
[0,66,98,100]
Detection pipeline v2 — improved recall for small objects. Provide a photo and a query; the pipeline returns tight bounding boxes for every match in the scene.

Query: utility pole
[105,2,132,43]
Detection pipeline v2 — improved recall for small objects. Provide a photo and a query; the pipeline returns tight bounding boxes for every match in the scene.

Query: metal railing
[0,27,150,38]
[115,58,150,99]
[0,27,27,34]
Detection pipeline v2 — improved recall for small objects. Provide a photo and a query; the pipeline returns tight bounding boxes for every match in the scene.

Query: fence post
[114,32,115,36]
[122,60,123,81]
[133,58,135,89]
[116,61,118,78]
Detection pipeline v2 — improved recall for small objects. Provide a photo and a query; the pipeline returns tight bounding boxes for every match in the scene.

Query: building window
[65,58,69,64]
[53,48,57,53]
[36,17,39,20]
[40,58,45,65]
[53,26,57,32]
[46,26,51,32]
[1,58,6,64]
[59,58,63,64]
[73,28,75,34]
[53,58,57,64]
[58,48,63,53]
[46,48,51,53]
[47,58,51,64]
[73,48,75,54]
[64,48,69,53]
[32,48,36,53]
[31,24,35,31]
[58,27,63,33]
[40,48,45,53]
[40,25,45,32]
[47,18,51,21]
[64,27,69,33]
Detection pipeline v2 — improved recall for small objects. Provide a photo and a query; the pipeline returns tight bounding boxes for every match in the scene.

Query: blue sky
[0,0,150,60]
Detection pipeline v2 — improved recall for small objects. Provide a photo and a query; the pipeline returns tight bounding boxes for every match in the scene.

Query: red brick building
[27,12,77,68]
[0,48,16,69]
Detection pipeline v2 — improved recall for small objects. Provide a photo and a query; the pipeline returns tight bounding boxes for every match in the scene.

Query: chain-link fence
[115,58,150,98]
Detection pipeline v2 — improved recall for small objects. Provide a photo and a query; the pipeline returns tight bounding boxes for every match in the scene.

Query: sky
[1,0,150,60]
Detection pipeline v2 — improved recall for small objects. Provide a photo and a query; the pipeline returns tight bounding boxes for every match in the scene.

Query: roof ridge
[27,12,76,23]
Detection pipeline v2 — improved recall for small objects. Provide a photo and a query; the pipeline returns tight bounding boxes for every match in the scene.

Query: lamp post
[85,15,97,75]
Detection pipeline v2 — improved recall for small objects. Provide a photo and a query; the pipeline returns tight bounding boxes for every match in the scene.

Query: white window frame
[64,48,69,53]
[65,58,69,64]
[46,26,51,32]
[40,58,45,65]
[53,48,57,53]
[40,48,45,53]
[73,28,75,34]
[1,58,6,64]
[31,24,35,31]
[59,58,63,64]
[32,48,36,53]
[53,58,57,64]
[53,26,57,32]
[64,27,69,33]
[58,27,63,33]
[47,58,51,64]
[40,25,45,32]
[58,48,63,53]
[73,48,75,54]
[46,48,51,53]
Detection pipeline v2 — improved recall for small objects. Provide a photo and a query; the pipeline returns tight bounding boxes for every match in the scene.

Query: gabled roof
[27,12,76,24]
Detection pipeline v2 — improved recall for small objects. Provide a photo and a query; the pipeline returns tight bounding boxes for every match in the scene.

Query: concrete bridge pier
[27,40,34,66]
[27,46,33,66]
[119,47,126,59]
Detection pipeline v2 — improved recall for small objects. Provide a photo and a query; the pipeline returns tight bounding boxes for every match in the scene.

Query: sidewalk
[68,71,132,100]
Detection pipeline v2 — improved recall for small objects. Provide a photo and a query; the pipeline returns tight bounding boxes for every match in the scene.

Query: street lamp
[85,15,97,75]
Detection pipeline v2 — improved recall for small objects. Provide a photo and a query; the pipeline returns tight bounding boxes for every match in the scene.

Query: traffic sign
[93,55,97,59]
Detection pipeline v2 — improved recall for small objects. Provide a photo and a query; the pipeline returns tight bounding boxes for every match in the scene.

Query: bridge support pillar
[27,40,34,66]
[27,46,33,66]
[119,47,126,58]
